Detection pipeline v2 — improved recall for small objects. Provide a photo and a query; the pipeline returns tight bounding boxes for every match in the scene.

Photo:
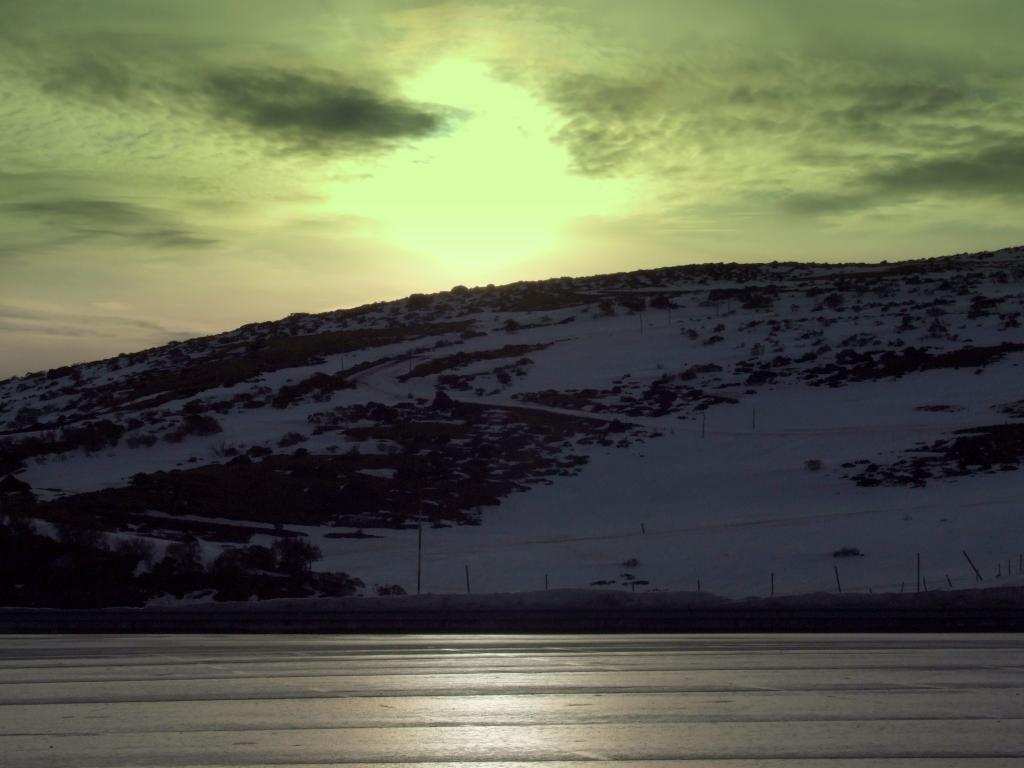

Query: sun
[321,59,631,283]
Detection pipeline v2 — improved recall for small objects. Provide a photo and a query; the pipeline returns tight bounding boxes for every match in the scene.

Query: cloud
[544,71,673,177]
[830,81,974,124]
[73,227,220,249]
[863,141,1024,199]
[203,69,446,152]
[780,138,1024,215]
[531,49,1024,223]
[40,51,144,102]
[4,198,219,251]
[545,63,991,171]
[13,199,155,225]
[27,44,449,155]
[0,304,195,340]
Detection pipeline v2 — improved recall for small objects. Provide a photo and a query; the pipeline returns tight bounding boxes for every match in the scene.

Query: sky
[2,0,1023,377]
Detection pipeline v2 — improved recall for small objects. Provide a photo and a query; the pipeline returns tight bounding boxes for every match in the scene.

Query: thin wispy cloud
[0,304,196,340]
[4,198,219,252]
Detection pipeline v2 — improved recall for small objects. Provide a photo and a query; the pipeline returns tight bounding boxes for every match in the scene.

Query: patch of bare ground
[399,343,552,382]
[516,368,738,418]
[847,423,1024,487]
[805,343,1024,387]
[31,396,651,541]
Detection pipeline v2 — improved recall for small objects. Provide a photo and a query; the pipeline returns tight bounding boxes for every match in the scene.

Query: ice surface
[1,634,1022,766]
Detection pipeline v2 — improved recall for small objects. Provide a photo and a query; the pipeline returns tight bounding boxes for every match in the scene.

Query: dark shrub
[833,546,863,557]
[62,420,125,453]
[149,538,206,597]
[407,293,433,309]
[272,537,322,577]
[126,433,158,449]
[313,571,364,596]
[278,432,307,447]
[164,411,222,442]
[55,523,109,551]
[113,537,156,567]
[617,295,645,313]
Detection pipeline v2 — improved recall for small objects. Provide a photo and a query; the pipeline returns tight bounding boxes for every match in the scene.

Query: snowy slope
[2,246,1024,599]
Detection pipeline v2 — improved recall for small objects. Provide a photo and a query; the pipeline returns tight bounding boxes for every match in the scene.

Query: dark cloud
[73,227,221,249]
[5,198,218,250]
[863,141,1024,198]
[545,63,998,176]
[12,199,152,224]
[136,229,220,249]
[837,81,972,121]
[41,52,140,102]
[545,72,670,176]
[537,52,1024,223]
[778,190,874,215]
[780,138,1024,214]
[27,44,448,154]
[203,69,445,151]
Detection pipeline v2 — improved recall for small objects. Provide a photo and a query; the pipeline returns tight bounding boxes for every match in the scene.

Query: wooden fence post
[962,550,983,581]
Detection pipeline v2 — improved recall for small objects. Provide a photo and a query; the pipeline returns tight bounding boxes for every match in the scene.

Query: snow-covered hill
[3,246,1024,604]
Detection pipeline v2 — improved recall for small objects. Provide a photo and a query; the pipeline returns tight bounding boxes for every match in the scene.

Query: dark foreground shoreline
[3,586,1023,633]
[3,606,1024,633]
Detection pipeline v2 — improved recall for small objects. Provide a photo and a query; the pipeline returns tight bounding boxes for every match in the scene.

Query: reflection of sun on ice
[324,59,630,279]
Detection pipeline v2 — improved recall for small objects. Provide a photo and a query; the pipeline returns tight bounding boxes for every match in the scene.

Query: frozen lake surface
[1,634,1022,766]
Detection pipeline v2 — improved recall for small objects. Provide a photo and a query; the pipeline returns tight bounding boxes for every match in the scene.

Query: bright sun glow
[322,59,632,279]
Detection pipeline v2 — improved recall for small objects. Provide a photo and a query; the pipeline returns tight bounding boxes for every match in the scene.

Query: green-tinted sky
[2,0,1023,376]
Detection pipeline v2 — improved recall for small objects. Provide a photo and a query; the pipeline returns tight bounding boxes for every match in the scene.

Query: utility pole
[416,464,423,595]
[417,523,422,595]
